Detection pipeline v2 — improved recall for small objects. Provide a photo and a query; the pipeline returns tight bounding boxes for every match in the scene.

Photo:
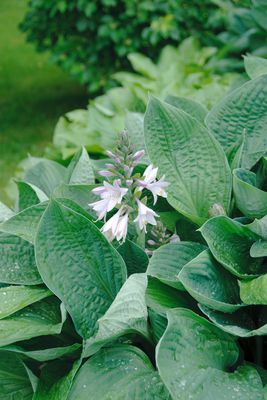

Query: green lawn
[0,0,88,203]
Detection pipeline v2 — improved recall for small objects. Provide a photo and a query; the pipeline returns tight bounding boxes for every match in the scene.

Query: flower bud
[208,203,225,217]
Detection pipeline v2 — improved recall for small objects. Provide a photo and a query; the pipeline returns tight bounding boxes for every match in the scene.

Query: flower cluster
[89,131,169,243]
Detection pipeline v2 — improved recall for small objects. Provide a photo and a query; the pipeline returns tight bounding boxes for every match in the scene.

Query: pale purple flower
[101,207,129,242]
[134,200,158,232]
[137,164,169,204]
[89,180,128,220]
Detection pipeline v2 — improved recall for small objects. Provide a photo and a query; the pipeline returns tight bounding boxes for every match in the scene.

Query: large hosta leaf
[0,351,33,399]
[147,242,206,290]
[84,274,149,357]
[0,297,65,346]
[0,232,42,284]
[35,199,127,339]
[0,202,14,223]
[199,305,267,337]
[200,216,265,278]
[0,285,51,319]
[244,55,267,79]
[116,240,149,275]
[69,345,171,400]
[144,97,231,225]
[205,75,267,169]
[239,274,267,305]
[233,169,267,218]
[54,183,99,214]
[65,147,95,185]
[165,95,208,123]
[156,309,264,399]
[251,240,267,257]
[179,250,243,312]
[16,181,48,211]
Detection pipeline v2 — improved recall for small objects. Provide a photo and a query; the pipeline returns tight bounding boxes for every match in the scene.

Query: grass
[0,0,88,204]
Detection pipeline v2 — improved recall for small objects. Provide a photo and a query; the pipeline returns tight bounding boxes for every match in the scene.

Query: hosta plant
[1,69,267,399]
[52,37,238,159]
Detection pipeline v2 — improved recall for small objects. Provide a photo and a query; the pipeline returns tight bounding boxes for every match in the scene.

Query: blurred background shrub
[20,0,267,93]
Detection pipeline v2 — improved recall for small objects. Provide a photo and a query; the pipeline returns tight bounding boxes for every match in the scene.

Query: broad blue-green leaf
[66,147,95,184]
[117,240,149,275]
[35,199,127,339]
[24,159,66,196]
[179,250,243,312]
[125,112,150,164]
[156,308,264,399]
[0,285,51,319]
[247,216,267,240]
[1,343,81,362]
[146,277,196,316]
[233,168,267,218]
[128,52,158,79]
[165,95,208,122]
[200,216,265,278]
[148,309,167,343]
[0,202,14,223]
[144,97,231,225]
[251,240,267,257]
[33,359,81,400]
[69,345,170,400]
[199,305,267,337]
[244,55,267,79]
[54,183,99,214]
[0,351,33,399]
[84,274,149,357]
[206,75,267,169]
[0,232,42,284]
[0,297,66,346]
[147,242,206,290]
[239,274,267,305]
[16,181,48,211]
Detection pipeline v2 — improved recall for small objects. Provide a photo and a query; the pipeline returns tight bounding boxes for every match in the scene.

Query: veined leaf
[233,168,267,218]
[148,309,167,343]
[165,95,208,123]
[144,97,231,225]
[54,183,99,214]
[156,308,264,399]
[69,345,170,400]
[0,285,51,319]
[0,351,33,400]
[0,202,14,223]
[116,240,149,275]
[16,181,48,212]
[251,240,267,257]
[35,199,127,339]
[200,216,265,278]
[244,55,267,79]
[199,305,267,338]
[147,242,206,290]
[179,250,243,312]
[0,232,42,284]
[0,297,66,347]
[83,274,149,357]
[239,274,267,305]
[125,112,149,164]
[66,147,95,184]
[205,75,267,169]
[247,216,267,240]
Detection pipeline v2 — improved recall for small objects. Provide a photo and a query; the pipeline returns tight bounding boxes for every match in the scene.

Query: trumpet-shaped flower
[89,180,128,219]
[101,207,129,242]
[137,165,168,204]
[134,200,158,232]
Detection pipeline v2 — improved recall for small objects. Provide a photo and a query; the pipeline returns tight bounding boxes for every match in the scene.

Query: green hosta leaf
[247,216,267,240]
[0,297,66,346]
[54,183,99,214]
[233,169,267,218]
[117,240,149,275]
[0,232,42,284]
[179,250,243,312]
[239,274,267,305]
[125,112,150,164]
[69,345,170,400]
[128,52,158,79]
[146,277,196,316]
[144,97,231,225]
[200,216,265,278]
[199,305,267,337]
[165,95,208,123]
[156,308,264,399]
[35,199,127,339]
[16,181,48,211]
[0,202,14,223]
[0,351,33,399]
[84,273,149,357]
[147,242,206,290]
[0,285,51,319]
[244,55,267,79]
[66,147,95,184]
[24,159,66,196]
[33,359,81,400]
[1,343,81,362]
[251,240,267,257]
[205,75,267,169]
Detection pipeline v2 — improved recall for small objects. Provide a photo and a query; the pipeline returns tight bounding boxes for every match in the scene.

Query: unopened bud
[132,150,145,163]
[99,170,116,177]
[208,203,225,217]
